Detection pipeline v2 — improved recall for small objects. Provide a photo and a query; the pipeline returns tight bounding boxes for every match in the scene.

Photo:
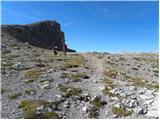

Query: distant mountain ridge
[1,20,76,52]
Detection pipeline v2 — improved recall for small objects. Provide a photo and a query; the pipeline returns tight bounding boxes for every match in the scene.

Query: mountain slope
[1,33,159,119]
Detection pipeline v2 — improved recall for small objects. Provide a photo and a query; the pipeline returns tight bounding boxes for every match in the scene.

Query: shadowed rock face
[1,20,76,52]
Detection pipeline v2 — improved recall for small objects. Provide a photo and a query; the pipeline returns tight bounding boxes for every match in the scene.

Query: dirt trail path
[81,53,106,96]
[82,53,106,76]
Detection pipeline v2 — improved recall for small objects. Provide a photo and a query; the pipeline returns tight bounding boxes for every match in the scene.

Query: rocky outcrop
[1,20,76,52]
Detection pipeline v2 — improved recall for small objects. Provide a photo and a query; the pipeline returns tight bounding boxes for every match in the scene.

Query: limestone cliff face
[1,20,75,52]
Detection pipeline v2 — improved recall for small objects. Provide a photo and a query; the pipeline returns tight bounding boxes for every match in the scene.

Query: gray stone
[122,99,138,108]
[14,62,26,69]
[52,104,58,110]
[47,108,52,112]
[144,99,154,106]
[92,93,102,100]
[134,106,147,115]
[36,63,45,67]
[82,93,91,101]
[2,45,11,53]
[59,112,66,119]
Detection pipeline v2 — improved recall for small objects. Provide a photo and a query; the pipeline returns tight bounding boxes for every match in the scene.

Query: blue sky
[1,1,159,53]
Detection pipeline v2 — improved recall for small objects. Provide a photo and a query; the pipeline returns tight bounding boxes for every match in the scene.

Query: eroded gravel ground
[1,34,159,119]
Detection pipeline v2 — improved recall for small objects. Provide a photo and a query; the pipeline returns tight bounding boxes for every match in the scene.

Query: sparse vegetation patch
[25,89,36,95]
[25,67,43,79]
[8,93,22,99]
[103,69,118,79]
[112,106,132,117]
[103,86,116,97]
[69,72,89,81]
[18,99,59,119]
[122,73,159,91]
[63,56,86,68]
[59,85,81,97]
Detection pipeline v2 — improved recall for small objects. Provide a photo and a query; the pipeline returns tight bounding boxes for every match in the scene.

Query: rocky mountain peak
[1,20,75,52]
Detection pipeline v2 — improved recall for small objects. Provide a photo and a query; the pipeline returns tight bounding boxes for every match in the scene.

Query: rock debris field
[1,34,159,119]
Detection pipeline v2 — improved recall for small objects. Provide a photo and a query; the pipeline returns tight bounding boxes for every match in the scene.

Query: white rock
[42,81,50,84]
[110,89,116,94]
[82,106,88,112]
[105,111,109,116]
[55,95,62,98]
[41,84,50,89]
[111,97,119,102]
[113,114,118,118]
[63,101,70,108]
[84,93,89,97]
[64,104,70,108]
[146,109,159,118]
[82,105,91,112]
[93,80,98,83]
[47,69,54,73]
[130,95,137,99]
[99,86,106,91]
[120,92,127,97]
[36,105,44,111]
[139,94,155,100]
[138,88,146,94]
[64,101,70,105]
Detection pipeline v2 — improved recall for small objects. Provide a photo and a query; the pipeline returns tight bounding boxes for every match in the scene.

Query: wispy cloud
[62,20,83,26]
[23,3,43,17]
[2,7,38,21]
